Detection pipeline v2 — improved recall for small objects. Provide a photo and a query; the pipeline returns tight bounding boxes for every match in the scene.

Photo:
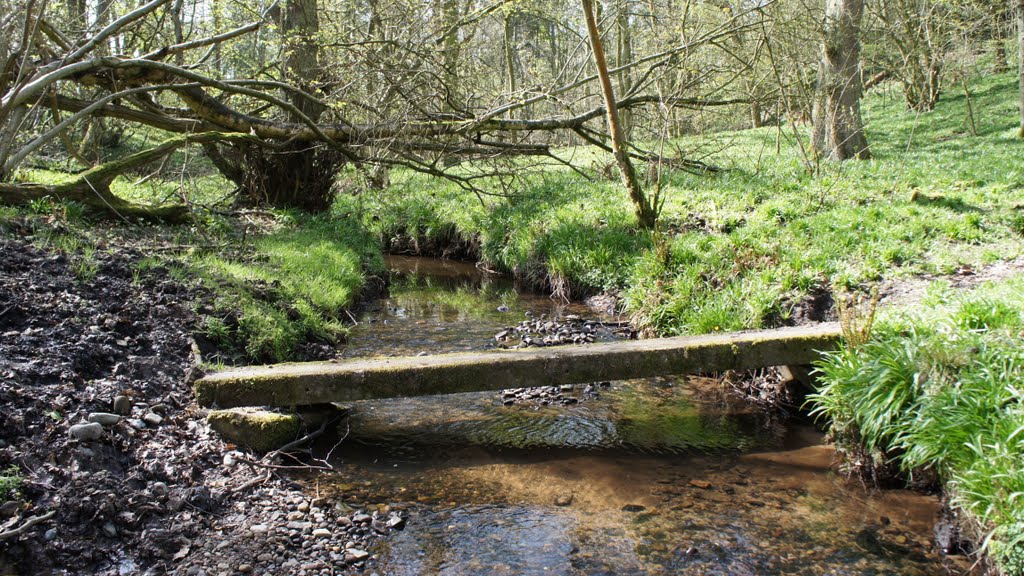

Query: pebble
[352,513,372,524]
[88,412,121,426]
[0,501,19,517]
[554,495,573,506]
[142,412,163,426]
[102,522,118,537]
[346,549,370,562]
[43,528,57,541]
[128,419,147,430]
[689,479,712,489]
[386,515,406,530]
[69,422,103,441]
[150,482,169,497]
[312,528,332,538]
[237,565,252,574]
[112,395,132,415]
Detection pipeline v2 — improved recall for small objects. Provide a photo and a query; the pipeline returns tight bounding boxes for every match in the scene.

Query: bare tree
[0,0,765,220]
[583,0,658,229]
[812,0,870,161]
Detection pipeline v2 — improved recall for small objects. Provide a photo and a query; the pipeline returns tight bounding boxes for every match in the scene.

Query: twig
[226,470,271,495]
[267,417,332,456]
[0,510,57,541]
[344,309,359,326]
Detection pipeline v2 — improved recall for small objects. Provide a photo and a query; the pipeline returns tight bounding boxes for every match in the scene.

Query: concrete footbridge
[194,323,841,408]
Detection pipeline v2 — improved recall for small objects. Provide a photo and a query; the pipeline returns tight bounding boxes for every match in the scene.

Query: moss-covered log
[195,323,842,407]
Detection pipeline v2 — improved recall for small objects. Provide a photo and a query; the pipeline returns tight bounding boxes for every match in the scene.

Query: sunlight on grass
[367,72,1024,336]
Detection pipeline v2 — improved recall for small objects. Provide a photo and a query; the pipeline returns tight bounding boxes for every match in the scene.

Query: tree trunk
[1019,0,1024,138]
[750,100,763,128]
[225,0,340,212]
[282,0,325,123]
[812,0,870,161]
[0,133,254,222]
[995,10,1009,74]
[504,12,517,107]
[582,0,656,229]
[616,0,634,139]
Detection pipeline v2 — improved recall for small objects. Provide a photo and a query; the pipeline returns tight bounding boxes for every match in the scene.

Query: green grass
[182,204,382,363]
[366,72,1024,336]
[809,277,1024,573]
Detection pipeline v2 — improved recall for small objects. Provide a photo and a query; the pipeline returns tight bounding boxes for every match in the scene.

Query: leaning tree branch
[0,132,264,222]
[141,21,261,61]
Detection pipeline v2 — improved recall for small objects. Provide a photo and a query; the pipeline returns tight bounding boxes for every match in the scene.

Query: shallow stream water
[319,256,972,575]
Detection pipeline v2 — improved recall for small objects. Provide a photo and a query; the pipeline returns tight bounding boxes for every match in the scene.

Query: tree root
[0,510,57,541]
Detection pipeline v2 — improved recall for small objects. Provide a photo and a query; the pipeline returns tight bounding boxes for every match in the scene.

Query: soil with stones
[0,236,389,575]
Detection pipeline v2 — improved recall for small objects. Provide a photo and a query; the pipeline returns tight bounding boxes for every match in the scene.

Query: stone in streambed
[207,408,302,452]
[345,549,370,562]
[112,395,132,415]
[69,422,103,441]
[88,412,121,426]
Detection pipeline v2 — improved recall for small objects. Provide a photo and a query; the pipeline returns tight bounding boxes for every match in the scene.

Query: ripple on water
[342,378,784,457]
[379,505,576,576]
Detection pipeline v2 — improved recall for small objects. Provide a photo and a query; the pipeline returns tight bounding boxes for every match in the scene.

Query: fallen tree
[0,0,762,223]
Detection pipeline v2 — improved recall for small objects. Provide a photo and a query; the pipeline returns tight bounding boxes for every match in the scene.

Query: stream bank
[0,235,993,575]
[0,237,391,575]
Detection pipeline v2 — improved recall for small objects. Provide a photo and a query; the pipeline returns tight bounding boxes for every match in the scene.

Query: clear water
[319,256,974,575]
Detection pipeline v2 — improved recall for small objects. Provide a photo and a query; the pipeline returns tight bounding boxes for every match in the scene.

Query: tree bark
[504,12,517,108]
[582,0,656,229]
[995,9,1009,74]
[812,0,870,161]
[616,0,634,139]
[1018,0,1024,138]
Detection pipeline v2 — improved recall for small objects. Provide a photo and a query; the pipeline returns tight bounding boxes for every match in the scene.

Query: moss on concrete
[207,407,302,452]
[194,324,841,408]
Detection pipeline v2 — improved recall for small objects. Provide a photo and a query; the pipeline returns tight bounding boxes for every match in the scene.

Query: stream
[315,256,971,575]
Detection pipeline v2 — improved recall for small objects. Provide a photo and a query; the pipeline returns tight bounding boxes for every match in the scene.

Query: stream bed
[315,256,972,575]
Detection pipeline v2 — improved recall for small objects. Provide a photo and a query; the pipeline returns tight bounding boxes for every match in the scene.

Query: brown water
[322,256,973,575]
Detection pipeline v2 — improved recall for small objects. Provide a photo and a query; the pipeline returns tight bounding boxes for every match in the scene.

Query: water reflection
[343,255,617,357]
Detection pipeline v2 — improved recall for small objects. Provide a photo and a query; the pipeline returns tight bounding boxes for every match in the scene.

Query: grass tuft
[809,276,1024,572]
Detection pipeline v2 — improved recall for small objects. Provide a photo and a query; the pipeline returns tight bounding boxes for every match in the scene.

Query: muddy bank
[0,237,388,575]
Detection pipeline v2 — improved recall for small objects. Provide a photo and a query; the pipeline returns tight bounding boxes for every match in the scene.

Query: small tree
[582,0,658,229]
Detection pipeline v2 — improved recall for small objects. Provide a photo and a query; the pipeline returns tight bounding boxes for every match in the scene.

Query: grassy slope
[2,164,382,364]
[368,73,1024,335]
